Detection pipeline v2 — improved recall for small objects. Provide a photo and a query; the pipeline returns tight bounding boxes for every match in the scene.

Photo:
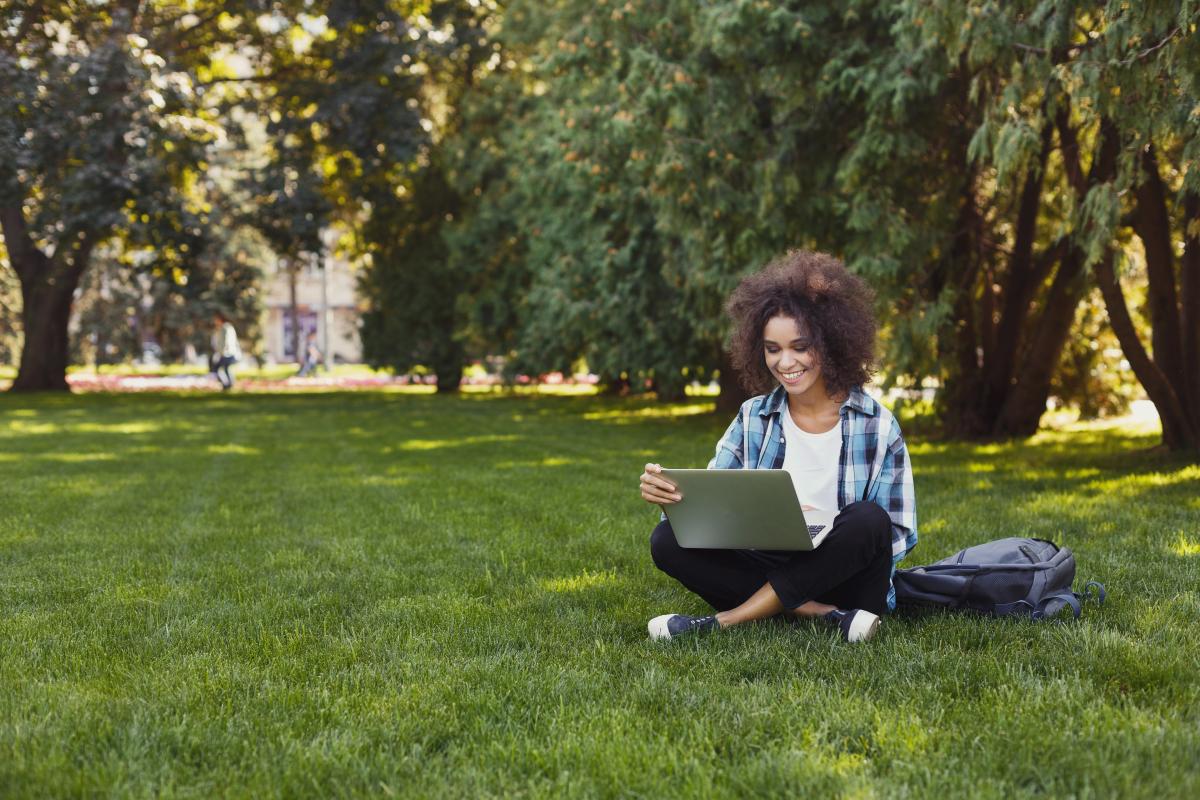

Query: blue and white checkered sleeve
[875,421,917,567]
[707,409,745,469]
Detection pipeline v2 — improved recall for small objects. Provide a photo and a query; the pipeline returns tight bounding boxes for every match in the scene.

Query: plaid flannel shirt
[708,385,918,611]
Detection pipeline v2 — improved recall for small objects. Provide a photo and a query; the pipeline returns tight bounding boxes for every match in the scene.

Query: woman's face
[763,314,825,399]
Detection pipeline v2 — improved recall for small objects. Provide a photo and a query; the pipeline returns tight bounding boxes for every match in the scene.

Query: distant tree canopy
[1,2,1197,451]
[0,0,305,390]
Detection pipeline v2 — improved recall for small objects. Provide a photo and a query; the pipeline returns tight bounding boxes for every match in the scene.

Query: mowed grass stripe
[1,392,1198,798]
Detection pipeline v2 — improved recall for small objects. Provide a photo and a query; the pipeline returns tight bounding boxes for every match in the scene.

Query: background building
[262,232,363,365]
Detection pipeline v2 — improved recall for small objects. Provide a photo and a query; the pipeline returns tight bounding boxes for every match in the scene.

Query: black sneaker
[823,608,881,643]
[647,614,720,641]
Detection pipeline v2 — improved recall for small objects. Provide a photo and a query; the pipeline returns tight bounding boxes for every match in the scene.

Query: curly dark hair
[725,250,876,398]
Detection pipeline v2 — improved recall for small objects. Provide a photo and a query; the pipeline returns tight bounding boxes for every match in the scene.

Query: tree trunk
[2,206,90,393]
[1181,193,1199,419]
[1133,148,1187,395]
[940,174,986,437]
[1095,251,1198,451]
[978,125,1053,425]
[433,341,463,393]
[715,349,747,415]
[287,257,301,362]
[596,372,631,395]
[994,248,1089,436]
[654,375,688,404]
[435,362,462,393]
[11,266,78,392]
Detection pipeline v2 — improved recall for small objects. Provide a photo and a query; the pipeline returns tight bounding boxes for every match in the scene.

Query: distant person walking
[210,311,241,391]
[296,331,322,378]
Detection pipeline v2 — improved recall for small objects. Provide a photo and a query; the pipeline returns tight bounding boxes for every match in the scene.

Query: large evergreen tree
[440,1,872,406]
[887,0,1199,450]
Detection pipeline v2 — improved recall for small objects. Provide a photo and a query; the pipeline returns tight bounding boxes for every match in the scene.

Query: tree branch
[982,118,1052,412]
[1181,192,1199,415]
[1121,26,1181,65]
[1096,250,1196,448]
[1133,145,1186,394]
[1030,237,1068,290]
[71,238,96,284]
[149,7,229,55]
[1018,27,1179,67]
[9,1,47,50]
[1055,110,1086,198]
[0,205,42,282]
[1013,42,1049,56]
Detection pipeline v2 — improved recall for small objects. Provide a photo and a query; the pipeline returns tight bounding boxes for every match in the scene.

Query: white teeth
[782,370,805,380]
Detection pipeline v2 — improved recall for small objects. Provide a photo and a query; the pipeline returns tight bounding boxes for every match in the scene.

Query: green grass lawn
[1,391,1198,798]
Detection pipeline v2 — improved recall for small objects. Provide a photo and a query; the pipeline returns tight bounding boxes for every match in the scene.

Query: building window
[283,311,319,359]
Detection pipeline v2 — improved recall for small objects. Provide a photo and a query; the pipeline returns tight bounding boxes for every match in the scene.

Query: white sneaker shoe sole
[647,614,676,641]
[845,610,881,643]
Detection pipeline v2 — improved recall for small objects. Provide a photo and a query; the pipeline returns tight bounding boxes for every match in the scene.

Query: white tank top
[780,400,842,542]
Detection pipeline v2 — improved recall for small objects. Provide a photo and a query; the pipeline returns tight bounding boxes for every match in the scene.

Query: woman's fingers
[641,487,681,505]
[640,480,677,498]
[639,465,681,504]
[640,471,677,494]
[641,463,676,489]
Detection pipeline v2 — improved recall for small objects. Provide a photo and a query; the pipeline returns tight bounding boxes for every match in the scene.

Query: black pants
[650,501,893,616]
[212,355,236,389]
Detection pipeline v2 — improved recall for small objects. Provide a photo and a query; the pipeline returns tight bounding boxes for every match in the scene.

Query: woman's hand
[640,463,682,506]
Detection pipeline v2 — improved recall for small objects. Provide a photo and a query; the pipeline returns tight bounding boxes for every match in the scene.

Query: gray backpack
[893,537,1106,620]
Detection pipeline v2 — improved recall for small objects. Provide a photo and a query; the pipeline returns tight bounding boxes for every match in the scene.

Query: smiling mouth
[781,369,806,381]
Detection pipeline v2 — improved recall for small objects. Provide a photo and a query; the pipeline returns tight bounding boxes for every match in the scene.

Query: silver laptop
[659,469,826,550]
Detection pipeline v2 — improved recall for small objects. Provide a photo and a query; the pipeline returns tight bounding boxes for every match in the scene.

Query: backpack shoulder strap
[1080,581,1107,604]
[1033,592,1082,620]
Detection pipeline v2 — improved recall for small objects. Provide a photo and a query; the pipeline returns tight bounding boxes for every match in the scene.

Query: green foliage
[826,0,1200,445]
[349,0,1195,430]
[220,0,489,387]
[435,1,879,396]
[70,249,143,366]
[0,1,312,384]
[0,2,265,248]
[5,0,1196,445]
[360,156,466,385]
[70,219,268,367]
[1052,289,1140,420]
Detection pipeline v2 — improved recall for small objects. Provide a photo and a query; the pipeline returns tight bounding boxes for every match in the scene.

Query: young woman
[639,251,917,643]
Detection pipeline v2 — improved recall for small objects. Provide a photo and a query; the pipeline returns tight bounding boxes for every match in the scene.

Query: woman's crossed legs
[648,501,893,642]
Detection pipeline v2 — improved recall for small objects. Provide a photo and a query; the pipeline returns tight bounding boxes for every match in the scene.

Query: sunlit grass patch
[582,402,713,421]
[205,443,262,456]
[6,420,62,435]
[34,451,118,463]
[75,421,163,435]
[496,456,578,469]
[1083,465,1200,496]
[396,433,520,451]
[1170,535,1200,556]
[540,569,620,594]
